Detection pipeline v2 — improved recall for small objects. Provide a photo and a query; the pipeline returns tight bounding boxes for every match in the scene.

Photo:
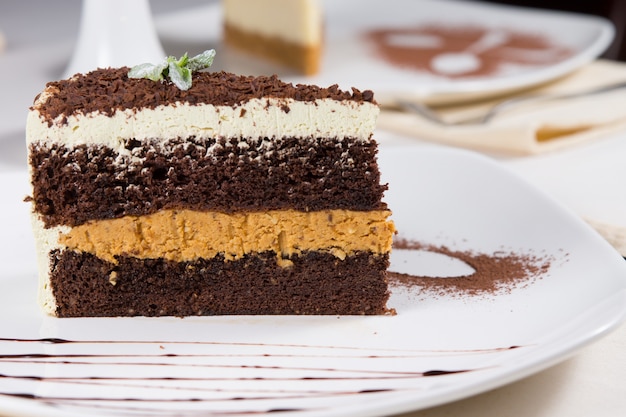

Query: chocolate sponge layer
[29,136,387,228]
[49,250,391,317]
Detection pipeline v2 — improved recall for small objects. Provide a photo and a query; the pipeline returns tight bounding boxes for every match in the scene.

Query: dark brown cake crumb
[28,136,387,228]
[50,250,391,317]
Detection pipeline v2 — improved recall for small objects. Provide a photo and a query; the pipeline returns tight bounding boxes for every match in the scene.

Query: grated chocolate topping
[33,68,377,126]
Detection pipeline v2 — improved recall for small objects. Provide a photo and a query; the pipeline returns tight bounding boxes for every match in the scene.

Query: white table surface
[0,1,624,416]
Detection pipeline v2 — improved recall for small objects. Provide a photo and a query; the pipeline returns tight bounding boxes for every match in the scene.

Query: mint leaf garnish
[168,60,192,91]
[128,49,216,90]
[175,52,189,69]
[187,49,216,71]
[128,62,167,81]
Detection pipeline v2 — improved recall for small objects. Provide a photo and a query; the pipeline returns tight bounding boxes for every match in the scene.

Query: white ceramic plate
[156,0,614,104]
[1,146,625,417]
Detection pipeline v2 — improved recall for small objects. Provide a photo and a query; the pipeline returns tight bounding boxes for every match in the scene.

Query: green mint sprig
[128,49,216,91]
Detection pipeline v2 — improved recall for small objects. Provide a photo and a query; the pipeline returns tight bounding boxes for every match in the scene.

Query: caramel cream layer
[59,209,395,265]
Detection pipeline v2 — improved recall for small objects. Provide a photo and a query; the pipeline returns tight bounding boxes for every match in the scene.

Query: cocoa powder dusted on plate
[389,239,558,298]
[365,25,573,79]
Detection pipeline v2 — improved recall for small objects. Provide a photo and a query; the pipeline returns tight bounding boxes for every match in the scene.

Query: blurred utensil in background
[396,80,626,126]
[378,60,626,154]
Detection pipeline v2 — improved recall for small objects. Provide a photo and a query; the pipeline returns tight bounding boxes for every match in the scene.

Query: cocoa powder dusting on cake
[389,239,557,297]
[33,68,376,126]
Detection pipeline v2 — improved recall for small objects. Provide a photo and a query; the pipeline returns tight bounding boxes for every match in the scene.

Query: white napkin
[378,60,626,154]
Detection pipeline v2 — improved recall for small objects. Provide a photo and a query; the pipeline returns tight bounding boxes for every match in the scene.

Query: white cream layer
[30,215,69,315]
[223,0,322,46]
[26,98,378,147]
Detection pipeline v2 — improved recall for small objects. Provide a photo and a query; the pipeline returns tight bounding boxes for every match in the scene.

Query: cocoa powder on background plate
[365,25,572,78]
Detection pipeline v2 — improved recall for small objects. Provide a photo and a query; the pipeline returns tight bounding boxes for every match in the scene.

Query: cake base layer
[224,23,320,75]
[49,250,391,317]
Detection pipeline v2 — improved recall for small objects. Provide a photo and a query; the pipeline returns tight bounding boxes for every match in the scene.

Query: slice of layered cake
[26,53,394,317]
[222,0,322,75]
